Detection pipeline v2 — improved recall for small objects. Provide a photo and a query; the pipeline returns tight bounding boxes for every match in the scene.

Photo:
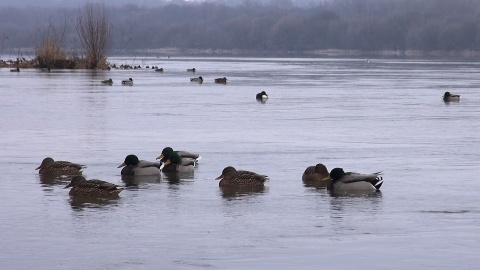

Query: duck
[443,91,460,102]
[215,166,268,187]
[10,67,20,72]
[155,68,164,72]
[302,163,330,187]
[162,152,197,173]
[187,68,196,72]
[117,154,161,176]
[101,78,113,84]
[214,77,227,84]
[324,168,383,194]
[122,78,133,85]
[190,76,203,83]
[156,147,200,164]
[256,91,268,101]
[64,175,123,197]
[35,157,86,175]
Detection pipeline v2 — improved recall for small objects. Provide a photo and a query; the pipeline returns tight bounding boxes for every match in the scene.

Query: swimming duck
[101,78,113,84]
[64,176,123,197]
[324,168,383,194]
[162,152,197,173]
[122,78,133,85]
[117,154,161,176]
[443,91,460,102]
[256,91,268,101]
[215,166,268,187]
[190,76,203,83]
[10,67,20,72]
[187,68,196,72]
[35,157,85,175]
[214,77,227,84]
[155,68,164,72]
[302,163,330,188]
[156,147,200,164]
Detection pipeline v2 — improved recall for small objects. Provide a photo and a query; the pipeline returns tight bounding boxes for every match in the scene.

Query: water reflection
[38,174,75,186]
[219,186,267,199]
[162,172,195,185]
[121,174,161,187]
[68,196,120,211]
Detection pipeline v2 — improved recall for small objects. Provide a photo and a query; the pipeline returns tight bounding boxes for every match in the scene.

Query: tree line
[1,0,480,57]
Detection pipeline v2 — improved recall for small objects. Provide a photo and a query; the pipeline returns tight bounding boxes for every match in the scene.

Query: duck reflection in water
[69,196,120,211]
[219,185,267,199]
[121,174,161,188]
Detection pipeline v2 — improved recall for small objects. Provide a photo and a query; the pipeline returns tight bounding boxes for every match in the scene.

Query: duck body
[122,78,133,85]
[118,154,161,176]
[156,147,200,172]
[256,91,268,101]
[65,176,123,197]
[190,76,203,83]
[187,68,196,72]
[216,166,268,187]
[443,91,460,102]
[214,77,227,84]
[36,157,85,175]
[10,68,20,72]
[155,68,164,72]
[302,163,330,187]
[101,78,113,84]
[327,168,383,194]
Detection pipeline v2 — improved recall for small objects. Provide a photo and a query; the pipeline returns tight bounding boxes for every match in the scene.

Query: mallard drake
[214,77,227,84]
[302,163,330,187]
[162,152,197,173]
[187,68,196,72]
[215,166,268,187]
[443,91,460,102]
[64,176,123,197]
[256,91,268,101]
[101,78,113,84]
[122,78,133,85]
[190,76,203,83]
[156,147,200,168]
[117,154,161,176]
[35,157,85,175]
[325,168,383,194]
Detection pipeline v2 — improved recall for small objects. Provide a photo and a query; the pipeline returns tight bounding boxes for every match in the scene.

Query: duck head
[64,175,87,188]
[164,152,182,166]
[329,168,346,182]
[215,166,237,180]
[36,157,55,170]
[157,147,174,162]
[118,154,140,168]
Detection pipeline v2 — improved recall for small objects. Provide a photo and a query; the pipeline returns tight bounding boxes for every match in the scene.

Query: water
[1,57,479,269]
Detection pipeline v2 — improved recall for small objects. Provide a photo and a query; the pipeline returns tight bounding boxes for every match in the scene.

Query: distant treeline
[1,0,480,56]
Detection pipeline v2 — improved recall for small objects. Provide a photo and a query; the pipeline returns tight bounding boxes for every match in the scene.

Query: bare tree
[75,3,112,69]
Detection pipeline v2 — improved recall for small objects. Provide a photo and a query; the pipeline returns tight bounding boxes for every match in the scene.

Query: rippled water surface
[1,57,480,269]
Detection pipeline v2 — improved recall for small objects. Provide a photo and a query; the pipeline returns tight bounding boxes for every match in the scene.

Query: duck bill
[35,165,41,170]
[117,163,126,168]
[215,175,224,180]
[321,176,331,181]
[156,154,164,160]
[164,160,171,166]
[64,183,73,189]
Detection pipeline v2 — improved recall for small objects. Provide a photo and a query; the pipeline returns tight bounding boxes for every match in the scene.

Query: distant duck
[122,78,133,85]
[302,163,330,188]
[155,68,164,72]
[35,157,85,176]
[117,154,161,176]
[190,76,203,83]
[187,68,196,72]
[325,168,383,194]
[215,166,268,187]
[101,78,113,84]
[256,91,268,101]
[162,152,197,173]
[64,175,123,197]
[156,147,200,172]
[10,67,20,72]
[214,77,227,84]
[443,91,460,102]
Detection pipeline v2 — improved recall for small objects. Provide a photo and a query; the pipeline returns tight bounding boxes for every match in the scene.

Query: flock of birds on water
[36,147,384,199]
[15,63,460,198]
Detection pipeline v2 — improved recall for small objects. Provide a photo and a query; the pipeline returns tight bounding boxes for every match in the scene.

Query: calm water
[1,57,479,269]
